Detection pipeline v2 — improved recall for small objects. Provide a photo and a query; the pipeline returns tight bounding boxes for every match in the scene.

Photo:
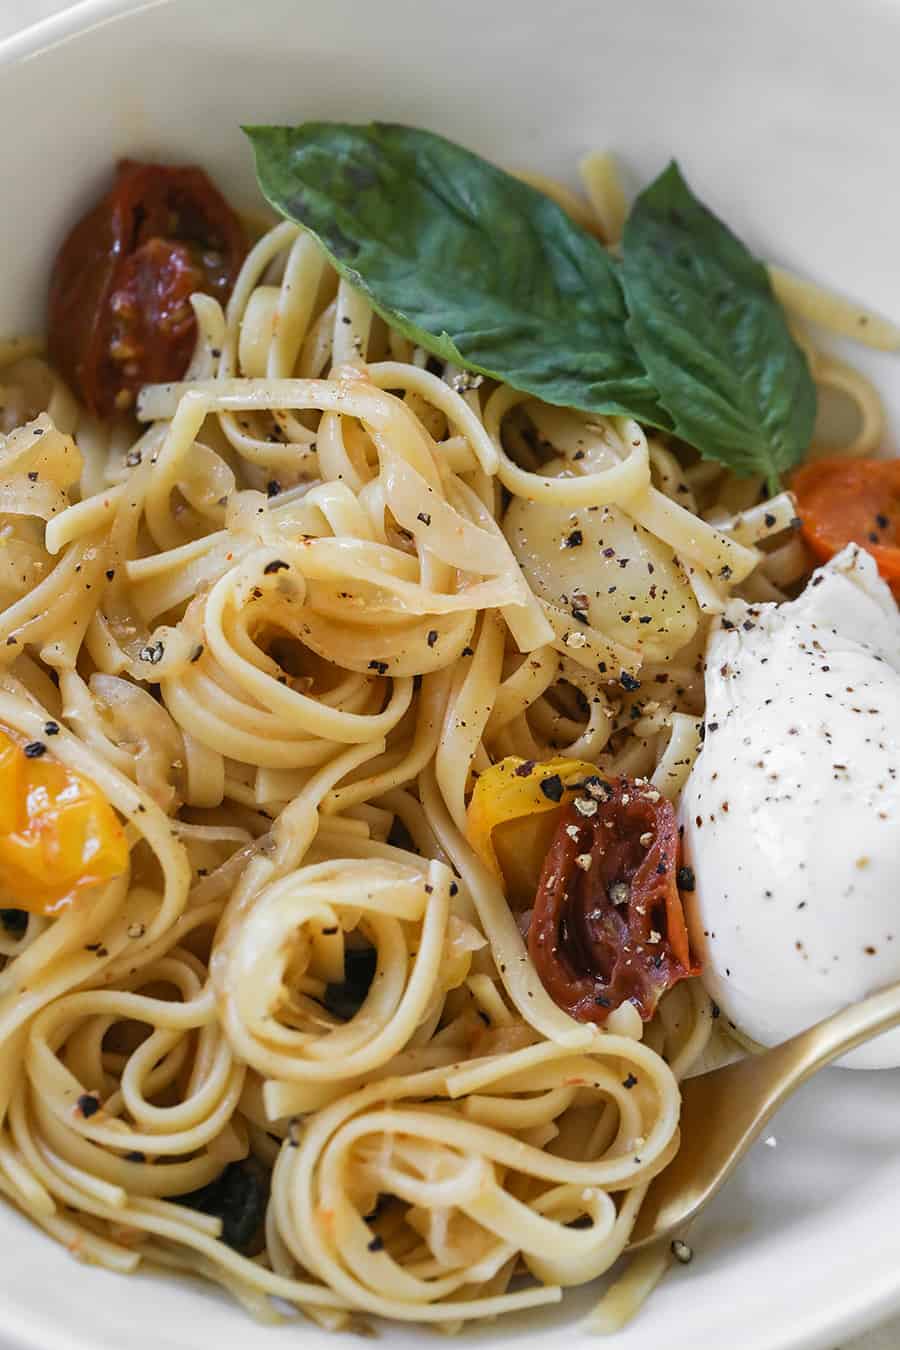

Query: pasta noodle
[0,146,886,1336]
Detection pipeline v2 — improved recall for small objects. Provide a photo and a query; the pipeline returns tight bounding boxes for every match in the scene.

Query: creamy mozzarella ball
[681,546,900,1068]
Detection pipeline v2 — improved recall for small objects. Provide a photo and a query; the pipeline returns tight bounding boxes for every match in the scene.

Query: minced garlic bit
[609,881,629,905]
[671,1239,693,1264]
[450,370,484,393]
[573,797,598,817]
[564,631,588,648]
[575,853,592,871]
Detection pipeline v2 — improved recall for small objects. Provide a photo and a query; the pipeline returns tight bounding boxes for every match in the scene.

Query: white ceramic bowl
[2,1,900,1347]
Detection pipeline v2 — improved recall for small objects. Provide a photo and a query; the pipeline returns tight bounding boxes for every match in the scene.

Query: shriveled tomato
[48,160,246,416]
[528,776,697,1023]
[792,456,900,598]
[0,726,128,916]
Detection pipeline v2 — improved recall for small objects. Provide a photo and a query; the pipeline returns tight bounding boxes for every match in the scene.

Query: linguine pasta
[0,151,887,1334]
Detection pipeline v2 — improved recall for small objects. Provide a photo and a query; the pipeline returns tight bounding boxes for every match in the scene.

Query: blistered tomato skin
[0,728,128,916]
[528,778,697,1023]
[792,456,900,598]
[48,160,246,416]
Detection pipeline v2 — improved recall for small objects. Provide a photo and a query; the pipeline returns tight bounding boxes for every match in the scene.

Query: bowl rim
[0,5,899,1350]
[0,0,168,66]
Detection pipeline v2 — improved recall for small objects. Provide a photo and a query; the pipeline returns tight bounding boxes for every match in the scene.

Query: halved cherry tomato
[792,456,900,598]
[48,160,246,416]
[528,777,698,1023]
[0,726,128,915]
[467,755,601,903]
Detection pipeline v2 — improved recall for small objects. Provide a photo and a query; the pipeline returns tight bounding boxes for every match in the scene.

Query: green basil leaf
[622,161,816,488]
[244,122,669,427]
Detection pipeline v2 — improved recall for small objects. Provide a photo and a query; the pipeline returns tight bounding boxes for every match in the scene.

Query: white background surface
[0,3,897,1350]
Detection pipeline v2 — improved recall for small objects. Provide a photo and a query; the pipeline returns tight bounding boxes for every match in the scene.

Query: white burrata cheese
[680,544,900,1068]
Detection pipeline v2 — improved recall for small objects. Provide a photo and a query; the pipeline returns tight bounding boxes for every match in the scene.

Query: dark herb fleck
[176,1159,268,1252]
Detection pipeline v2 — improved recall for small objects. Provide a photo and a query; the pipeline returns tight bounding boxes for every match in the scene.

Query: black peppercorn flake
[0,908,27,938]
[539,774,564,802]
[77,1093,101,1119]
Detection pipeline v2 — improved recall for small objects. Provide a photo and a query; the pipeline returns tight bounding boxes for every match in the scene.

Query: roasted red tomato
[48,160,246,416]
[528,776,698,1023]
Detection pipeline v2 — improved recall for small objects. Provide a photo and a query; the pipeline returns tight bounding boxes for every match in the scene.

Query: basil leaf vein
[621,161,816,488]
[244,122,668,427]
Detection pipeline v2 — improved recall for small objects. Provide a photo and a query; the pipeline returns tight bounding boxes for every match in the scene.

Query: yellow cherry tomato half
[466,756,602,902]
[0,726,128,916]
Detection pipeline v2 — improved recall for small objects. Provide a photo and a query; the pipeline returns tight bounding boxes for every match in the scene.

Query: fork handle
[627,978,900,1250]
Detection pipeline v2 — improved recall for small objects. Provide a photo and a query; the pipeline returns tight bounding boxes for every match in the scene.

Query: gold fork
[628,978,900,1250]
